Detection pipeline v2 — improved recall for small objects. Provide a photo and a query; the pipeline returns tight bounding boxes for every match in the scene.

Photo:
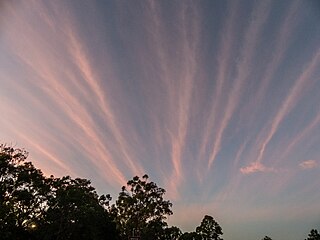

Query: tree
[140,219,167,240]
[38,176,118,240]
[179,232,201,240]
[306,229,320,240]
[0,144,48,239]
[163,226,182,240]
[262,236,272,240]
[0,144,119,240]
[112,174,173,240]
[196,215,223,240]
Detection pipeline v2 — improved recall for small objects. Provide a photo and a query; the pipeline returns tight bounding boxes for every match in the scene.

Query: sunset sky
[1,1,320,239]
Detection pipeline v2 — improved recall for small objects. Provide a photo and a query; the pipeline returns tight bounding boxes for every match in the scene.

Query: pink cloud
[240,162,276,174]
[299,160,318,170]
[144,1,203,199]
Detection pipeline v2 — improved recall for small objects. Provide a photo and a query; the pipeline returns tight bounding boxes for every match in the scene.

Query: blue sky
[1,1,320,239]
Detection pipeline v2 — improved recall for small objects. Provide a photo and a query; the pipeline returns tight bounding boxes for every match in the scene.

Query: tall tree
[0,144,48,239]
[306,229,320,240]
[112,174,173,240]
[196,215,223,240]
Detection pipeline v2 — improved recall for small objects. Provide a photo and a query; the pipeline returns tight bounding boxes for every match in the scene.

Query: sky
[0,0,320,239]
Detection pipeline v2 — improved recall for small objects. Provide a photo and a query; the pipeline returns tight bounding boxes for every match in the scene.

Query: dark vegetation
[0,144,319,240]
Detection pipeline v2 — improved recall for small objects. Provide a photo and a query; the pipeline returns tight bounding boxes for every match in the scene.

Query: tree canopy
[111,174,173,239]
[0,145,48,239]
[306,229,320,240]
[0,145,118,240]
[196,215,223,240]
[179,232,201,240]
[262,236,273,240]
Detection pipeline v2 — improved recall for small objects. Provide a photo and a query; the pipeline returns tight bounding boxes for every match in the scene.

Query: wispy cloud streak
[1,1,131,185]
[281,110,320,160]
[66,28,145,177]
[240,161,276,174]
[207,1,272,168]
[254,50,320,165]
[246,1,300,115]
[299,160,318,170]
[198,1,239,169]
[143,1,202,198]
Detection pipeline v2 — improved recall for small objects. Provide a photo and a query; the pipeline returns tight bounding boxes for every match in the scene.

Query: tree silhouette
[0,144,48,239]
[179,232,201,240]
[0,145,118,240]
[163,226,182,240]
[196,215,223,240]
[262,236,273,240]
[306,229,320,240]
[112,174,173,240]
[38,176,118,240]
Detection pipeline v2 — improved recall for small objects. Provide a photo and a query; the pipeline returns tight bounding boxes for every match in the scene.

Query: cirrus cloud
[299,160,318,170]
[240,162,276,174]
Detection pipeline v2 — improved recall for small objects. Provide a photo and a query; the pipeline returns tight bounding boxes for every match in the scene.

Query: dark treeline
[0,144,319,240]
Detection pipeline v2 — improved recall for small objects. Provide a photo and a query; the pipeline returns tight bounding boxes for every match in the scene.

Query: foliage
[0,144,118,240]
[306,229,320,240]
[140,219,167,240]
[262,236,272,240]
[163,226,182,240]
[111,174,173,239]
[196,215,223,240]
[38,176,118,240]
[0,145,48,239]
[179,232,201,240]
